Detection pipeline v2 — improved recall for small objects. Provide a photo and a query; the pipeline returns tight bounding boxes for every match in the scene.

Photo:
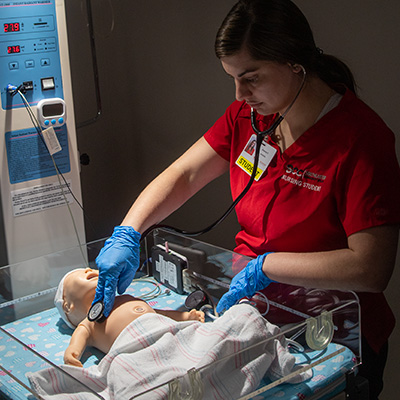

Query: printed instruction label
[235,134,277,181]
[5,126,70,184]
[11,181,73,217]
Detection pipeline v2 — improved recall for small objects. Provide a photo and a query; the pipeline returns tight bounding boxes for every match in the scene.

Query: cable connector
[7,82,32,96]
[7,84,18,96]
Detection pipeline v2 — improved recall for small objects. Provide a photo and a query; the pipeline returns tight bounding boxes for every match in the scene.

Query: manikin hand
[64,346,84,367]
[92,226,141,318]
[216,252,273,313]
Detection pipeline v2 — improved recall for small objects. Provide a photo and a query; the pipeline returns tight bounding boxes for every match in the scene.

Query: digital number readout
[4,23,20,33]
[7,45,21,54]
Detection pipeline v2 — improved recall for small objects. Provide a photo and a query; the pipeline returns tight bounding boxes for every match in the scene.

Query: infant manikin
[54,268,205,367]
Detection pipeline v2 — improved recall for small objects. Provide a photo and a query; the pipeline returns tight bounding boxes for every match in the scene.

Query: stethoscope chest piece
[88,301,106,322]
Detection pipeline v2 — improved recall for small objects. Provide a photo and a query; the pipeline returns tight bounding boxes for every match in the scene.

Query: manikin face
[221,49,303,116]
[63,268,99,326]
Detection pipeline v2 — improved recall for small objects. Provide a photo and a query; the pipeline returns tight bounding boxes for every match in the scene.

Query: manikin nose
[85,268,99,279]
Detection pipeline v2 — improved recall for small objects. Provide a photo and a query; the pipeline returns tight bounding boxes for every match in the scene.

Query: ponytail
[313,52,356,93]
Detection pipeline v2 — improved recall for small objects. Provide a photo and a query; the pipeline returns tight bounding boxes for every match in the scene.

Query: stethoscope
[88,66,306,323]
[142,64,307,239]
[251,65,306,140]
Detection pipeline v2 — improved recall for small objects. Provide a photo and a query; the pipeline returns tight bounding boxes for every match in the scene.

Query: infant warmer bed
[0,231,364,399]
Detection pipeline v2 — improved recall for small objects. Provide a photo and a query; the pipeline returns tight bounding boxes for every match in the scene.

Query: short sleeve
[203,101,246,162]
[336,124,400,235]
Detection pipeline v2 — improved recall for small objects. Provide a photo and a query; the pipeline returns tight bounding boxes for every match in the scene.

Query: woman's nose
[235,80,251,102]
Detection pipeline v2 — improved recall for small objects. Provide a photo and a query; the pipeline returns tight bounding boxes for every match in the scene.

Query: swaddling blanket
[28,303,311,399]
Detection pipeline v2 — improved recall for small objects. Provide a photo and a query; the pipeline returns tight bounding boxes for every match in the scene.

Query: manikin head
[54,268,99,328]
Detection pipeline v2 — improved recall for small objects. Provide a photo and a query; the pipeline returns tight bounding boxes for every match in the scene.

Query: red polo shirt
[204,90,400,353]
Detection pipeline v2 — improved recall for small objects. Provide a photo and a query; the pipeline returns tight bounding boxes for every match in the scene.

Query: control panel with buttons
[0,1,64,110]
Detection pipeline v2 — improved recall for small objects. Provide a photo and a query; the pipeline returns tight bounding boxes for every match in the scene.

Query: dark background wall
[66,0,239,250]
[65,1,400,397]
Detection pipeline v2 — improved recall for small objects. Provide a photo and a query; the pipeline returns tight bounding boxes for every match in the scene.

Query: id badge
[235,134,277,181]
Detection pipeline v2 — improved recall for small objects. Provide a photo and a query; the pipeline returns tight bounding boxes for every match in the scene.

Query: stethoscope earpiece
[291,64,305,74]
[251,66,306,139]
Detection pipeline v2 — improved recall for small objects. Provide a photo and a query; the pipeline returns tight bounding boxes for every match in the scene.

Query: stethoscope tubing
[140,67,306,241]
[90,68,307,323]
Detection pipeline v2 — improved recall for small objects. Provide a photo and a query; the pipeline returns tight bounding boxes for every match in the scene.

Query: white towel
[28,303,311,399]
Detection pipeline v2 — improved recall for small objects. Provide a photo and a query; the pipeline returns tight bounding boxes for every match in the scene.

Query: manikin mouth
[85,270,99,280]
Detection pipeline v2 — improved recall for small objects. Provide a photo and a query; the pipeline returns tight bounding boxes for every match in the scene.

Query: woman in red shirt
[93,1,400,398]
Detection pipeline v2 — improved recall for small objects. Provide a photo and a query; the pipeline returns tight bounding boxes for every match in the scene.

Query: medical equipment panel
[0,7,64,109]
[0,235,362,399]
[0,0,85,274]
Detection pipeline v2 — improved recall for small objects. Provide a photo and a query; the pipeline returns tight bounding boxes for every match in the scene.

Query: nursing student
[92,1,400,398]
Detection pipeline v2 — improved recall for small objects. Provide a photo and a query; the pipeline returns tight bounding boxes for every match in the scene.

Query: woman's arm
[93,138,228,318]
[263,224,399,292]
[121,137,229,233]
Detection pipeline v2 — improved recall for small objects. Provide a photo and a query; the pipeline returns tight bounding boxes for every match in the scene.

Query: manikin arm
[64,323,92,367]
[155,308,205,323]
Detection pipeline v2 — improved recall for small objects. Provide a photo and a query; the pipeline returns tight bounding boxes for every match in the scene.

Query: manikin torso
[79,295,156,353]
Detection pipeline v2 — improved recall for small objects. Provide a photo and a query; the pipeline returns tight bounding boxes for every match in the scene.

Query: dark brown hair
[215,0,356,92]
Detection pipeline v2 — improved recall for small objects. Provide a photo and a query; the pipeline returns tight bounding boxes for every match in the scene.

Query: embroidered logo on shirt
[282,164,326,192]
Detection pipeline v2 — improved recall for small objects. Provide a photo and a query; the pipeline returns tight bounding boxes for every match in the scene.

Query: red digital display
[4,23,20,33]
[7,45,21,54]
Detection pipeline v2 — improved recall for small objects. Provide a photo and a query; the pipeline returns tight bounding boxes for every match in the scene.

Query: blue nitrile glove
[216,252,273,314]
[92,226,141,318]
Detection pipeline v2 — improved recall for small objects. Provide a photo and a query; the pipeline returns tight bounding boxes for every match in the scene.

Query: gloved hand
[92,226,141,318]
[216,252,273,314]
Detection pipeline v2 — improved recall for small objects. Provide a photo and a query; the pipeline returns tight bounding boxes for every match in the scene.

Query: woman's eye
[247,77,258,84]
